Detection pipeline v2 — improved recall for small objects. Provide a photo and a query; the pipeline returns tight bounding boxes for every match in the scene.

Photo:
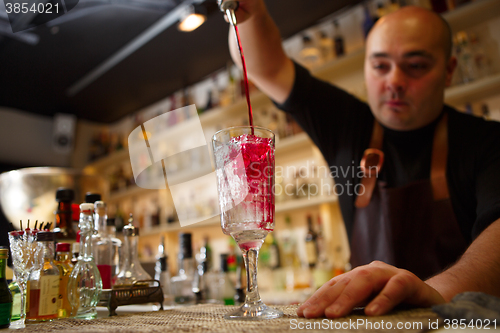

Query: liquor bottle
[376,2,387,18]
[305,215,318,269]
[268,233,281,270]
[387,0,400,14]
[84,192,101,204]
[199,237,212,273]
[92,201,113,289]
[53,188,76,240]
[299,35,321,69]
[71,231,80,266]
[170,233,195,304]
[0,249,12,328]
[217,254,235,305]
[68,203,102,320]
[106,218,122,282]
[114,215,152,287]
[54,243,73,318]
[8,280,20,323]
[333,20,345,57]
[362,2,376,38]
[318,31,334,63]
[26,231,60,322]
[154,236,172,305]
[71,203,80,240]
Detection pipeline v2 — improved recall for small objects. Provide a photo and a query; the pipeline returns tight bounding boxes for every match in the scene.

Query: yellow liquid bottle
[54,243,74,318]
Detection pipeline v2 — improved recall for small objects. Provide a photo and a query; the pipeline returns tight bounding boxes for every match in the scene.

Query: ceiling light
[178,5,207,32]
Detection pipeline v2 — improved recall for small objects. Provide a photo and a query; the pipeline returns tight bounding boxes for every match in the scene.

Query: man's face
[364,11,455,131]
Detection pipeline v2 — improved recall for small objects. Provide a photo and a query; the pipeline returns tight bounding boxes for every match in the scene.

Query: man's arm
[426,218,500,301]
[225,0,295,104]
[297,218,500,318]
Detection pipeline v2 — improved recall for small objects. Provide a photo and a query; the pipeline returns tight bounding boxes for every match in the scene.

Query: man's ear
[445,56,457,87]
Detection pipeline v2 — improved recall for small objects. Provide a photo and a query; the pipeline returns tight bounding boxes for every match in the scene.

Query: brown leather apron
[351,113,468,280]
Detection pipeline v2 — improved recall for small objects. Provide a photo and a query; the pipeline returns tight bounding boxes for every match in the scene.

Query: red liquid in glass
[98,264,112,289]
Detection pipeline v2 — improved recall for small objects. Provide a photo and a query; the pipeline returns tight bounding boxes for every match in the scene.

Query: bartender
[224,1,500,318]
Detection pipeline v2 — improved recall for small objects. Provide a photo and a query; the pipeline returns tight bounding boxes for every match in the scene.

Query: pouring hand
[297,261,445,318]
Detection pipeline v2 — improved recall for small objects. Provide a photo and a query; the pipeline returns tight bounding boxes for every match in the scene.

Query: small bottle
[92,201,113,289]
[217,254,235,305]
[114,215,152,287]
[0,249,12,329]
[319,31,334,63]
[68,203,102,320]
[170,233,195,305]
[268,233,281,270]
[305,215,318,269]
[362,2,376,38]
[154,236,172,305]
[54,243,73,318]
[299,35,321,70]
[26,231,60,322]
[85,192,101,205]
[53,188,76,240]
[8,280,20,323]
[106,218,122,282]
[71,231,80,266]
[333,20,345,57]
[199,237,212,273]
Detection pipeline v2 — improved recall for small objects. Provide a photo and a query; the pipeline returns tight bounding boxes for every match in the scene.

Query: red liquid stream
[232,24,254,132]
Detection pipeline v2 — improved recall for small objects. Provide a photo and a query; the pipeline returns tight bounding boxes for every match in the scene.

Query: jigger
[218,0,239,26]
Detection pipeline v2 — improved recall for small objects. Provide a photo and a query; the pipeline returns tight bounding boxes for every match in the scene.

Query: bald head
[367,6,452,60]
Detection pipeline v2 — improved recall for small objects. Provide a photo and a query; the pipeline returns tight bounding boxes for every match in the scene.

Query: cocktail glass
[8,229,40,328]
[212,126,283,320]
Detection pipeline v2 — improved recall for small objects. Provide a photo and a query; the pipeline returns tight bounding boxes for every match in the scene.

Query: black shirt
[276,62,500,243]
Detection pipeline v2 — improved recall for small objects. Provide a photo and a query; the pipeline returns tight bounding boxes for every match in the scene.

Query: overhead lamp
[178,5,207,32]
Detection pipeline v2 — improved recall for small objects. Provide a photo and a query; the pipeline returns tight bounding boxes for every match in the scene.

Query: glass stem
[242,248,262,305]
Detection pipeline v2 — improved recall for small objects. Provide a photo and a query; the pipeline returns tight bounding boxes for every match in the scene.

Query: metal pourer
[218,0,239,26]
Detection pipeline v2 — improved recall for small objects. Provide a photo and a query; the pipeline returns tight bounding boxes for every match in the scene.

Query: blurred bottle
[154,236,172,305]
[299,35,321,70]
[268,233,281,270]
[470,33,489,79]
[53,188,76,240]
[106,218,122,282]
[170,233,195,305]
[376,2,387,17]
[199,237,212,273]
[305,215,318,269]
[387,0,400,13]
[54,243,73,318]
[8,279,20,323]
[318,31,334,63]
[71,203,79,240]
[281,216,300,292]
[481,103,490,120]
[333,20,345,58]
[92,201,113,289]
[84,192,101,205]
[362,2,376,38]
[456,31,477,83]
[68,203,102,320]
[114,215,152,287]
[217,254,235,305]
[26,232,60,322]
[0,249,12,328]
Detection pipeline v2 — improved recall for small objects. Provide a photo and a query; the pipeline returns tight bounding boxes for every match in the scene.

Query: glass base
[224,301,283,320]
[74,308,97,320]
[8,319,25,329]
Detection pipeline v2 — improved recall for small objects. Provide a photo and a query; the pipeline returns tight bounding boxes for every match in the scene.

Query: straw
[20,220,22,230]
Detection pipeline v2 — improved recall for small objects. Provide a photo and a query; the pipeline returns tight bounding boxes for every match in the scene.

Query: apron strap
[431,112,450,201]
[355,120,384,208]
[355,112,450,208]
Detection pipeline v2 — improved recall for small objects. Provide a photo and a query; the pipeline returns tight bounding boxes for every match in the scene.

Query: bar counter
[7,304,440,333]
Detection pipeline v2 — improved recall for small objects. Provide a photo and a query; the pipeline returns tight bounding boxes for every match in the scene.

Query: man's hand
[297,261,445,319]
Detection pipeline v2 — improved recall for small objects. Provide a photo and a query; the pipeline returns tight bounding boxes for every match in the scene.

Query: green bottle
[0,249,13,328]
[8,281,20,322]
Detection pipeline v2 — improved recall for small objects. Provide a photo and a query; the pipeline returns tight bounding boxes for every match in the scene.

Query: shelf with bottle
[445,72,500,106]
[139,193,337,237]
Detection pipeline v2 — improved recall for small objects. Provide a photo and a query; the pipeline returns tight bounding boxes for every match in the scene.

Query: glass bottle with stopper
[114,214,152,287]
[68,203,102,320]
